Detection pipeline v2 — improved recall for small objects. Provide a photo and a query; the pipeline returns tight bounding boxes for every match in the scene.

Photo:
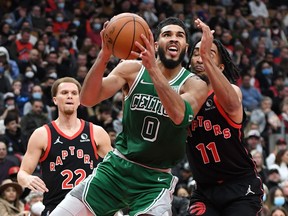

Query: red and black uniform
[186,91,263,216]
[40,120,100,215]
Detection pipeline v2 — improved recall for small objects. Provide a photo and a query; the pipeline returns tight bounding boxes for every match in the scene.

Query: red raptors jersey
[39,120,100,211]
[186,91,257,185]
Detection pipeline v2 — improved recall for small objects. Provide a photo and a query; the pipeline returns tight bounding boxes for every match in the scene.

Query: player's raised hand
[194,18,215,57]
[133,29,156,71]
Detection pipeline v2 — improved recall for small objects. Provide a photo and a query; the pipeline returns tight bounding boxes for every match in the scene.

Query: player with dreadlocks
[186,18,263,216]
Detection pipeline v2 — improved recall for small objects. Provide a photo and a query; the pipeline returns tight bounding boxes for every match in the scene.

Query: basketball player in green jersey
[50,17,208,216]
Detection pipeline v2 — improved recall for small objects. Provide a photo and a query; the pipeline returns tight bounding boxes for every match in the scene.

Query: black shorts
[188,175,263,216]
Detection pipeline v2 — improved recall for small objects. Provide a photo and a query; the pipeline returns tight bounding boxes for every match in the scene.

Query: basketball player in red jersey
[18,77,113,215]
[186,19,263,216]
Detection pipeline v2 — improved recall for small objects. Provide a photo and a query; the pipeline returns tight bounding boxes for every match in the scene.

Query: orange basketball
[103,13,150,60]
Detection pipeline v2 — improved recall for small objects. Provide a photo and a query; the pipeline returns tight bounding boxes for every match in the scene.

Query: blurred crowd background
[0,0,288,215]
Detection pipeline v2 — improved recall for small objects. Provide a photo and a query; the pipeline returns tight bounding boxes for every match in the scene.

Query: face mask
[5,18,13,25]
[58,3,65,9]
[274,196,285,206]
[93,23,101,31]
[73,20,80,27]
[273,29,280,34]
[263,193,266,202]
[49,72,57,79]
[32,92,42,99]
[262,68,272,75]
[0,66,4,74]
[25,71,34,78]
[242,32,249,39]
[56,17,63,23]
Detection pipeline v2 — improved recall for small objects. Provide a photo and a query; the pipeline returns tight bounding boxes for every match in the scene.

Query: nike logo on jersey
[140,79,153,85]
[157,177,168,182]
[54,136,63,145]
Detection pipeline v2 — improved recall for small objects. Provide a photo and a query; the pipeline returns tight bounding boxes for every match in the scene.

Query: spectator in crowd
[266,165,282,190]
[261,183,271,216]
[51,0,74,21]
[18,49,46,83]
[11,79,29,116]
[246,129,266,155]
[251,149,269,185]
[20,99,49,146]
[15,21,38,47]
[240,73,263,114]
[229,7,253,32]
[21,65,40,96]
[208,6,230,31]
[274,149,288,182]
[86,16,102,49]
[9,2,29,31]
[0,139,18,183]
[23,84,52,121]
[71,52,88,78]
[0,178,26,216]
[88,102,113,131]
[267,186,286,210]
[9,26,34,62]
[248,0,269,22]
[269,206,288,216]
[0,62,12,94]
[52,11,70,37]
[267,19,288,46]
[256,60,275,95]
[270,76,288,116]
[267,138,288,169]
[279,97,288,134]
[0,46,20,83]
[24,191,44,214]
[250,96,281,153]
[3,112,24,156]
[0,92,19,123]
[280,180,288,210]
[0,22,16,47]
[172,184,190,216]
[26,5,46,35]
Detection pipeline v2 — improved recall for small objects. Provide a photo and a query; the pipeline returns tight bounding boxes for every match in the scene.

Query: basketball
[103,13,150,60]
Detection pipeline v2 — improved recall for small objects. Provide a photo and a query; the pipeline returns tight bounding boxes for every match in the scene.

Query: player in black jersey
[186,19,263,216]
[17,77,113,215]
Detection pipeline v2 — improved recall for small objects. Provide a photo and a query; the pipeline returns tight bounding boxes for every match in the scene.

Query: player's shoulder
[91,124,107,134]
[28,125,49,149]
[32,125,48,136]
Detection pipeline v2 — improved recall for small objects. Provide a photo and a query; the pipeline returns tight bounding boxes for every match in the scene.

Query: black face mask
[46,31,53,36]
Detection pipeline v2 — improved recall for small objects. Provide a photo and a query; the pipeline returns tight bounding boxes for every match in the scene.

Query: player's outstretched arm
[195,18,242,122]
[18,127,49,193]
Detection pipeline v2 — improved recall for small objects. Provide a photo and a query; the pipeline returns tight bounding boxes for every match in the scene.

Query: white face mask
[49,72,57,79]
[242,32,249,39]
[25,71,34,78]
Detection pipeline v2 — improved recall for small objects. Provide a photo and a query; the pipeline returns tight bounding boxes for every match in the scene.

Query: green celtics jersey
[115,66,194,169]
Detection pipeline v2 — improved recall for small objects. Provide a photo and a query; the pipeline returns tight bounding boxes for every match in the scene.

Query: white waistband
[113,149,171,173]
